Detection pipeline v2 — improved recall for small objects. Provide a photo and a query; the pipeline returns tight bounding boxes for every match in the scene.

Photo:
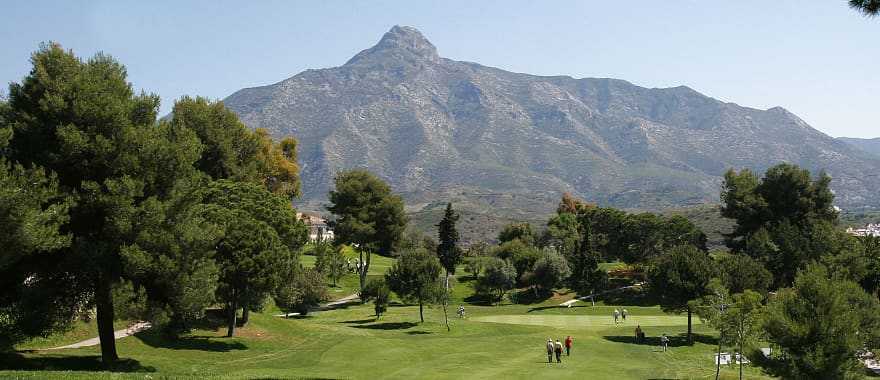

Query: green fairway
[472,314,696,330]
[3,279,774,380]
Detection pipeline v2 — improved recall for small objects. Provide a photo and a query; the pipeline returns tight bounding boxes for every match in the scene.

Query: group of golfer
[544,308,673,362]
[545,336,573,363]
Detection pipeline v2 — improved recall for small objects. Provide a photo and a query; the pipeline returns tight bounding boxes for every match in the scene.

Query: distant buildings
[846,223,880,237]
[297,212,334,242]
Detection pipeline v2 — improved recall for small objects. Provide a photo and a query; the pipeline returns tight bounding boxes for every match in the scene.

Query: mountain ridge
[222,25,880,225]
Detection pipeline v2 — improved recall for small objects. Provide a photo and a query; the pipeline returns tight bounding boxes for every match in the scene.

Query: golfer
[613,309,620,324]
[564,335,573,356]
[546,339,554,363]
[554,339,563,363]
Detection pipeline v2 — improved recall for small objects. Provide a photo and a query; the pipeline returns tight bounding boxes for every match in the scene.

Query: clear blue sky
[2,0,877,138]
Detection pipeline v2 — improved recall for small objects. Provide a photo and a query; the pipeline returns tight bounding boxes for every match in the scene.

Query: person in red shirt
[564,335,573,356]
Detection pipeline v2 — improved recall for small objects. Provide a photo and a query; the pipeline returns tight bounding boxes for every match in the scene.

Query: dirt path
[42,322,152,350]
[559,282,645,307]
[274,293,360,317]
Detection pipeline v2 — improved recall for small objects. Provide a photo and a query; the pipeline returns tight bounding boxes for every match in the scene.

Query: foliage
[497,222,536,246]
[314,239,346,287]
[475,258,517,304]
[721,164,839,287]
[361,279,391,319]
[526,250,570,293]
[647,245,717,343]
[761,264,880,379]
[491,239,542,283]
[274,267,328,316]
[436,203,462,276]
[716,253,772,294]
[566,245,608,297]
[850,0,880,16]
[328,169,407,297]
[385,247,443,322]
[2,43,204,362]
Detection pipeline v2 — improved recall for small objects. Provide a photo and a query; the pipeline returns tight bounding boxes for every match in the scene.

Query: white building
[297,212,335,242]
[846,223,880,237]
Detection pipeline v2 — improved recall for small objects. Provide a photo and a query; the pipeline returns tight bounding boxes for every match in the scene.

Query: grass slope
[3,266,780,380]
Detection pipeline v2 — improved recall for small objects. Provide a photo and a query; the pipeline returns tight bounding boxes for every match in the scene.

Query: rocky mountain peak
[345,25,439,65]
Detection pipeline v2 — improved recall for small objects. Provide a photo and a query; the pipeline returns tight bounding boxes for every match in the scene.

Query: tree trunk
[419,299,424,323]
[226,292,238,337]
[241,305,249,326]
[715,330,723,380]
[687,307,693,345]
[358,249,371,303]
[95,277,119,365]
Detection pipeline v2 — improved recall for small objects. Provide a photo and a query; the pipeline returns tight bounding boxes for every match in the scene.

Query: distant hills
[839,137,880,159]
[222,25,880,240]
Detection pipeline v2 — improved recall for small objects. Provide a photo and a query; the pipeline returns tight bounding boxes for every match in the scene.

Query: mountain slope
[839,137,880,159]
[223,25,880,221]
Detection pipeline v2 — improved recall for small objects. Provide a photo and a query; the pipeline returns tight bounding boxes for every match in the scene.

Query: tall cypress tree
[436,202,461,280]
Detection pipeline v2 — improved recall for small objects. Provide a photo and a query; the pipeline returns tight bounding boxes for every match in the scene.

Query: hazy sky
[2,1,877,138]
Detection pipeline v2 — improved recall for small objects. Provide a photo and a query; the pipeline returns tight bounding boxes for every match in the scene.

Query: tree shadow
[599,287,659,307]
[339,318,375,324]
[510,288,553,305]
[603,333,717,348]
[351,322,418,330]
[0,352,155,372]
[463,293,494,306]
[527,305,589,313]
[405,331,432,335]
[134,330,247,352]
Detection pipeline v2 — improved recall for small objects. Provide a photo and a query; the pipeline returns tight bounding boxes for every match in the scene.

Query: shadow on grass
[134,330,247,352]
[351,322,418,330]
[405,331,432,335]
[339,318,375,324]
[510,289,553,305]
[599,287,659,307]
[527,305,590,313]
[0,353,155,372]
[603,333,717,348]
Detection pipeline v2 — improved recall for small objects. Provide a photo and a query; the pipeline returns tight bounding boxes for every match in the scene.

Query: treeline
[465,164,880,379]
[0,44,320,364]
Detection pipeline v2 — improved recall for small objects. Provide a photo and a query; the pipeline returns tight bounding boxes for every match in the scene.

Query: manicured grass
[3,270,775,379]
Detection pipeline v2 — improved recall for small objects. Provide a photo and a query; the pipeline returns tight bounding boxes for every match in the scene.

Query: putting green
[472,314,698,329]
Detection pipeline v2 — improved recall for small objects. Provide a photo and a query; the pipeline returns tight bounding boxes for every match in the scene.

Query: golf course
[2,261,774,380]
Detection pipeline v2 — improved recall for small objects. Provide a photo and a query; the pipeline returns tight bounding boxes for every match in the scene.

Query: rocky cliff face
[839,137,880,159]
[223,25,880,219]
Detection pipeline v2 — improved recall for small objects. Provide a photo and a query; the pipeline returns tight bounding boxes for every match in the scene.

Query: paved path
[275,293,360,317]
[559,283,645,307]
[42,322,152,350]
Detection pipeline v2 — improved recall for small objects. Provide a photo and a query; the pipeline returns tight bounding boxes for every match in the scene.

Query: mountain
[223,25,880,233]
[838,137,880,159]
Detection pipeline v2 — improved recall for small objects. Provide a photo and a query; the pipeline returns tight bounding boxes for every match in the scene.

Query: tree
[648,245,717,344]
[476,258,517,305]
[436,202,462,283]
[690,279,731,380]
[723,290,764,380]
[194,180,306,335]
[545,212,580,257]
[314,240,347,287]
[463,242,488,279]
[721,164,839,287]
[328,170,407,296]
[850,0,880,16]
[362,279,391,319]
[0,161,73,349]
[3,44,204,363]
[498,222,535,246]
[717,253,772,294]
[491,239,542,283]
[527,250,571,295]
[274,267,328,317]
[385,247,443,323]
[762,264,880,379]
[567,246,608,300]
